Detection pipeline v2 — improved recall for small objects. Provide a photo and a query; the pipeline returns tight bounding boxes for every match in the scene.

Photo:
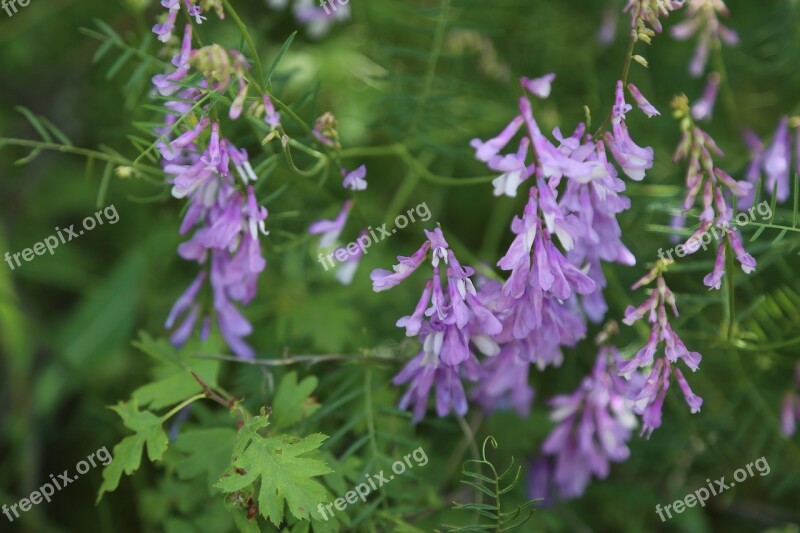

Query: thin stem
[342,143,497,186]
[592,30,637,141]
[364,368,390,512]
[0,139,163,177]
[160,393,205,422]
[221,0,265,90]
[280,136,328,177]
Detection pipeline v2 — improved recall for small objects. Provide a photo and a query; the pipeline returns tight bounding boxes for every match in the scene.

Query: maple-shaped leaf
[272,371,321,430]
[96,401,169,502]
[214,414,332,527]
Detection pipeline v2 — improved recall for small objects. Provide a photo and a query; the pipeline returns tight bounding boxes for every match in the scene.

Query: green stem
[221,0,265,90]
[160,393,205,422]
[281,137,328,177]
[0,139,163,177]
[342,143,496,186]
[592,30,637,142]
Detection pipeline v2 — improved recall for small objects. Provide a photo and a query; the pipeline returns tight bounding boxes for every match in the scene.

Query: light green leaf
[215,414,332,526]
[97,401,169,502]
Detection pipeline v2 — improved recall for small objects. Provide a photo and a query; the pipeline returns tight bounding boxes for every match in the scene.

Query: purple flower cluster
[149,19,278,358]
[671,0,738,76]
[672,98,756,289]
[624,0,685,33]
[529,346,638,500]
[619,273,703,437]
[372,228,502,423]
[376,74,659,424]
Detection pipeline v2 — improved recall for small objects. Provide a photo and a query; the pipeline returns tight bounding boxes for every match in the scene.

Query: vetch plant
[1,0,799,530]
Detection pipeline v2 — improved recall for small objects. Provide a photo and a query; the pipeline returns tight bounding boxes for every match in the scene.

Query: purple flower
[308,200,353,248]
[520,73,555,99]
[782,364,800,437]
[373,229,503,421]
[619,273,703,437]
[342,164,368,191]
[470,116,524,162]
[605,81,654,181]
[782,393,797,437]
[263,93,281,129]
[691,72,720,120]
[729,230,756,274]
[489,138,531,197]
[702,241,726,290]
[370,241,431,292]
[152,4,179,43]
[671,0,738,76]
[764,117,791,203]
[627,83,660,118]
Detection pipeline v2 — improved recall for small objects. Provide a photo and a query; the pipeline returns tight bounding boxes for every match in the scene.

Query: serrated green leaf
[215,414,332,526]
[97,401,169,501]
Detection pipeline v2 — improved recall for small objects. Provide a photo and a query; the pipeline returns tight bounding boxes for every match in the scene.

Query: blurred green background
[1,0,800,531]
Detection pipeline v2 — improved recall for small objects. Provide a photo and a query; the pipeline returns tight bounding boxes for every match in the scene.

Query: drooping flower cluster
[371,228,503,423]
[149,10,277,358]
[743,116,794,207]
[529,346,639,500]
[671,0,738,76]
[781,363,800,437]
[671,94,755,289]
[470,75,654,379]
[619,269,703,437]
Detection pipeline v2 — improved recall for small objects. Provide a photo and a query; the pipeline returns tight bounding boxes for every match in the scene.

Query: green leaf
[272,372,321,430]
[265,31,297,86]
[174,428,237,490]
[215,414,332,526]
[132,358,219,410]
[97,401,170,501]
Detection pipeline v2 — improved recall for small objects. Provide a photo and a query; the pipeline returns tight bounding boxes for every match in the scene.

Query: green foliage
[2,0,800,532]
[446,437,538,532]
